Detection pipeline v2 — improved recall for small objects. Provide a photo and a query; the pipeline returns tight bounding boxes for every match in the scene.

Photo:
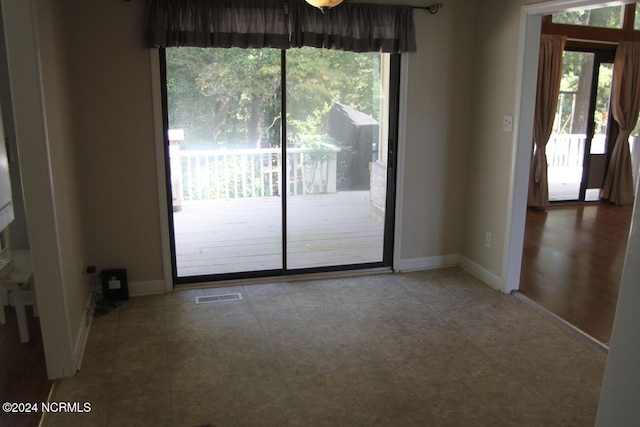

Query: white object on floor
[0,250,37,343]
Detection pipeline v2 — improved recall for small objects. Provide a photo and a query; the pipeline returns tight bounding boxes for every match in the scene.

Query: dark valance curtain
[145,0,290,49]
[145,0,417,53]
[288,1,416,53]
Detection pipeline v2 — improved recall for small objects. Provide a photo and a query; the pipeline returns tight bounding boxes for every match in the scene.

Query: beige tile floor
[43,268,607,427]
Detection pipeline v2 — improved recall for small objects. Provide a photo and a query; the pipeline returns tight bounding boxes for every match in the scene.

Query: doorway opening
[161,48,400,283]
[514,2,640,345]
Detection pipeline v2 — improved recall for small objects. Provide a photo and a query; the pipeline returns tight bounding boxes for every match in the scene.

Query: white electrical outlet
[485,232,492,248]
[503,116,513,132]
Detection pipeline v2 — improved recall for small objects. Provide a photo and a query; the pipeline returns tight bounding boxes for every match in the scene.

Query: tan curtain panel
[528,35,566,209]
[601,42,640,206]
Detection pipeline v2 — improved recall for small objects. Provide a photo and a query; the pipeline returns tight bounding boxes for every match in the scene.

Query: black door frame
[160,49,401,285]
[552,46,615,203]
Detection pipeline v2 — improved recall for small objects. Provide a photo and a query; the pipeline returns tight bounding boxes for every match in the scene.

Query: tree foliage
[166,48,281,147]
[552,5,623,28]
[166,47,382,149]
[555,51,613,135]
[551,5,640,137]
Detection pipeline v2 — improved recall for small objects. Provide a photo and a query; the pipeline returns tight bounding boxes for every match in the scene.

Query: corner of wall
[459,255,505,293]
[129,280,167,297]
[73,292,93,373]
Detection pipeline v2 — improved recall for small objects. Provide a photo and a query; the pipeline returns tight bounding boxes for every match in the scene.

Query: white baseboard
[73,293,93,373]
[458,255,504,293]
[128,280,167,297]
[396,254,460,272]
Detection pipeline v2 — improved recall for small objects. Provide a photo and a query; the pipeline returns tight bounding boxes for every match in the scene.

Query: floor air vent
[195,293,243,304]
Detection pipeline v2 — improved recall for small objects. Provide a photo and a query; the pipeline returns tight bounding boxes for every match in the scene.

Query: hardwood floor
[519,203,633,345]
[0,305,52,427]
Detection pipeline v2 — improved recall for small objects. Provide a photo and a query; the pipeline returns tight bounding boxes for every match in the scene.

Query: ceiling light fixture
[305,0,344,13]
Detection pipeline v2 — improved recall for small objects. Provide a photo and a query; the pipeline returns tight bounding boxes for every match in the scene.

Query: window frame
[542,3,640,46]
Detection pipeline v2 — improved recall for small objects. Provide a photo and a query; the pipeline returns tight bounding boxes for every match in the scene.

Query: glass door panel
[547,49,614,202]
[165,48,283,278]
[164,47,396,281]
[585,62,613,201]
[285,48,389,269]
[548,51,592,201]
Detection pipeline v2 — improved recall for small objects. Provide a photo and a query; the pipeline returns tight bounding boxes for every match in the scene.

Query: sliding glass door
[163,48,397,282]
[547,49,615,202]
[165,48,283,278]
[285,48,390,270]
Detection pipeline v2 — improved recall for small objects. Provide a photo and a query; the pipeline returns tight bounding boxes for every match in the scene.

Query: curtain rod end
[418,3,443,14]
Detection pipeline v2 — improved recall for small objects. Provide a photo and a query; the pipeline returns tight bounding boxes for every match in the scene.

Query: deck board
[173,191,385,276]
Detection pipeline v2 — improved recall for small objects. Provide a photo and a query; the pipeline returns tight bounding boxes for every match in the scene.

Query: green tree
[553,5,623,28]
[286,48,379,137]
[166,47,382,148]
[551,6,623,136]
[167,48,281,147]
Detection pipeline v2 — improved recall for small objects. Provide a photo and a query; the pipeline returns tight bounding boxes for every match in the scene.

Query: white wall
[63,0,163,283]
[1,0,87,378]
[596,183,640,425]
[0,8,28,249]
[396,0,475,270]
[34,0,90,364]
[462,0,528,285]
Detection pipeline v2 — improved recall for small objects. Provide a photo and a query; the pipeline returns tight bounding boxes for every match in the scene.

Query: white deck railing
[170,145,340,203]
[546,134,586,168]
[546,134,612,166]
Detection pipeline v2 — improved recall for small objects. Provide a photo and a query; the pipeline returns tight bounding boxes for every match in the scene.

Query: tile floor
[43,268,607,427]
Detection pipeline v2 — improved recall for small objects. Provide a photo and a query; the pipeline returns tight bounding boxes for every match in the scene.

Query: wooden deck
[548,166,582,201]
[548,181,602,202]
[172,191,385,277]
[549,181,581,201]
